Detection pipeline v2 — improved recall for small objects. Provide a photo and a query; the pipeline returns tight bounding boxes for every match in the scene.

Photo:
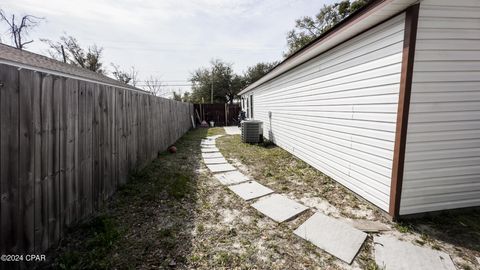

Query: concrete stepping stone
[294,212,367,264]
[202,152,223,159]
[201,147,219,153]
[228,181,274,201]
[214,171,249,185]
[374,235,456,270]
[201,141,216,145]
[252,194,308,223]
[206,163,237,173]
[201,145,217,149]
[341,219,390,233]
[203,157,228,164]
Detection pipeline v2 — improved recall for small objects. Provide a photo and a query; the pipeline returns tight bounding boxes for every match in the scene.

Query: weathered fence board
[18,69,35,254]
[0,64,19,255]
[0,64,193,255]
[58,77,67,239]
[32,72,43,253]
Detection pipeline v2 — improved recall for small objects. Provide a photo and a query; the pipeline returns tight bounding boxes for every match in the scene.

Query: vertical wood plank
[73,80,80,223]
[64,78,77,227]
[97,85,103,206]
[0,64,19,254]
[40,74,52,251]
[132,93,138,167]
[128,91,134,171]
[49,76,62,246]
[18,69,35,255]
[99,85,107,203]
[92,84,101,211]
[108,87,115,196]
[117,88,127,185]
[58,78,67,237]
[78,81,86,219]
[125,91,131,173]
[32,72,42,253]
[85,82,94,216]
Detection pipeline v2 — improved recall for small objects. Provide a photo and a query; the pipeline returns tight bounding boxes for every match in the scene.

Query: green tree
[284,0,370,57]
[42,34,105,74]
[182,92,191,102]
[190,59,243,104]
[173,91,183,101]
[243,61,278,85]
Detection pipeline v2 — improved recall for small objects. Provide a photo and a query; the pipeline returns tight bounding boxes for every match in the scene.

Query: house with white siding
[240,0,480,219]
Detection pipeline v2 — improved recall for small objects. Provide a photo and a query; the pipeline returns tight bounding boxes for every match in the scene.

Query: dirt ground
[217,134,480,270]
[38,127,480,270]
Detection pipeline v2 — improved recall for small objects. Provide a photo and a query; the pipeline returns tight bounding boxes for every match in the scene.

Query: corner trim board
[389,3,420,219]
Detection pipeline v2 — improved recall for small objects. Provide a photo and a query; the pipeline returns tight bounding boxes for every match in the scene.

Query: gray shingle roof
[0,43,145,92]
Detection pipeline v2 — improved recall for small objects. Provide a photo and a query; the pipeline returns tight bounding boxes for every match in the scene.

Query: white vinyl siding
[243,14,406,211]
[401,0,480,215]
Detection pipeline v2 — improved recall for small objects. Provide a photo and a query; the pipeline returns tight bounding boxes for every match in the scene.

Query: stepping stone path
[200,133,457,268]
[203,157,228,165]
[252,194,308,223]
[374,235,456,270]
[206,163,237,173]
[294,212,367,264]
[201,144,217,148]
[228,181,274,201]
[214,171,249,185]
[202,152,223,159]
[201,147,219,153]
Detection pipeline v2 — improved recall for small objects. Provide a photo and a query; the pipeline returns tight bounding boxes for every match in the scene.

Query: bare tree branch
[111,64,139,87]
[130,66,139,87]
[42,34,105,73]
[0,9,43,49]
[144,76,164,96]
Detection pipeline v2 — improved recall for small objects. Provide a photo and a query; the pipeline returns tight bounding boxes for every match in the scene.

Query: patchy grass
[217,135,480,269]
[55,215,121,269]
[216,135,381,221]
[39,128,480,270]
[206,127,225,136]
[394,222,413,234]
[39,127,349,269]
[41,127,212,269]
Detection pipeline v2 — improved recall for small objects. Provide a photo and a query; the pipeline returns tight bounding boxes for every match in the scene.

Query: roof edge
[239,0,391,95]
[0,43,148,94]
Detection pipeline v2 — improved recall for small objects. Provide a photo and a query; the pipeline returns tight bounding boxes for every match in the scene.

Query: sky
[0,0,335,96]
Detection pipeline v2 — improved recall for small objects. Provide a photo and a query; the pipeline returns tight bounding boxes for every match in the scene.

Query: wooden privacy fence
[0,63,194,255]
[194,103,241,126]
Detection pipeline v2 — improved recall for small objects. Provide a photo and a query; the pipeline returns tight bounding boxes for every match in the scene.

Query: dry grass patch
[38,128,479,270]
[216,134,480,269]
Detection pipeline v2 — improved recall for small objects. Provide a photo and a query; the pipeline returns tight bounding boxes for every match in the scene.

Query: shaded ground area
[217,135,480,270]
[37,128,479,270]
[38,128,216,269]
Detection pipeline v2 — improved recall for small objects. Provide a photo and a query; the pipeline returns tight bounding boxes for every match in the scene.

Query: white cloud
[0,0,335,94]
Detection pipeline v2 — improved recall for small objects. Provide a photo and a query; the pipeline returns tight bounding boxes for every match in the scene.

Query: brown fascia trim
[239,0,391,95]
[389,3,420,219]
